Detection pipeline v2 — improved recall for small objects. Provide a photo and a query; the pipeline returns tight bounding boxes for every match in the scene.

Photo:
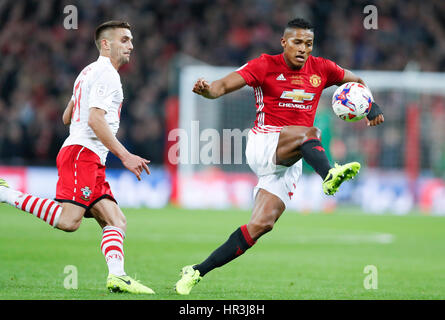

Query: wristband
[367,102,383,121]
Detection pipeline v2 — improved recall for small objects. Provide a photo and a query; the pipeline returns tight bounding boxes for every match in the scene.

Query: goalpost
[175,65,445,214]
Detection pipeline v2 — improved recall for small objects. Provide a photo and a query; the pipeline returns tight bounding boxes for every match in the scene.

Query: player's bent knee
[57,216,82,232]
[63,221,81,232]
[56,204,85,232]
[305,126,322,140]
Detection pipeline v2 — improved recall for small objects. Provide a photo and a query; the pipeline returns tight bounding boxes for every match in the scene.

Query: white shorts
[245,129,302,207]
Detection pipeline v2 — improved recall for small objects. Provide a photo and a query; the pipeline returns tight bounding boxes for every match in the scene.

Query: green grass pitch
[1,204,445,300]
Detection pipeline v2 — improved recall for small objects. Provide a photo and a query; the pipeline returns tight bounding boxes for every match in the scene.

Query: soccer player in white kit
[0,21,154,294]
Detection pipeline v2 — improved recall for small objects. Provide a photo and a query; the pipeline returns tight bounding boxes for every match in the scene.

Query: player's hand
[366,102,384,127]
[366,114,384,126]
[121,153,151,181]
[192,78,210,96]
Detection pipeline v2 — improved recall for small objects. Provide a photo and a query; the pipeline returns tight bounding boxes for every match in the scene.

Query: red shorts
[55,145,116,216]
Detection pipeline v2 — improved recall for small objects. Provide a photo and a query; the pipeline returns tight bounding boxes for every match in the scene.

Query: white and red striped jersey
[62,56,123,165]
[236,53,344,133]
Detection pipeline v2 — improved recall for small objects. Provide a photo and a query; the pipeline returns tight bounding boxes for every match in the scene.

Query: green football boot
[106,274,155,294]
[0,178,8,188]
[0,178,10,203]
[175,265,202,295]
[322,162,360,196]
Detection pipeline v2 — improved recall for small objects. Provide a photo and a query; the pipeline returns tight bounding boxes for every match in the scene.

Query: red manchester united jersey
[236,53,344,133]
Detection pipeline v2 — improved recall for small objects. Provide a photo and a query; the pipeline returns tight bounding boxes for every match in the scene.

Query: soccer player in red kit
[0,21,154,294]
[175,18,384,294]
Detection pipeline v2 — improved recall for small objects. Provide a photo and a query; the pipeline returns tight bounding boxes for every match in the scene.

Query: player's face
[109,28,134,67]
[281,28,314,69]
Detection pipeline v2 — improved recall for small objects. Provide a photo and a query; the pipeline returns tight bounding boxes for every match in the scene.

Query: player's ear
[280,37,286,49]
[101,38,109,50]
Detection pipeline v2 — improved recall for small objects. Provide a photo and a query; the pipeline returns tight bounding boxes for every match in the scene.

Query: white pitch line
[272,233,395,245]
[143,232,395,245]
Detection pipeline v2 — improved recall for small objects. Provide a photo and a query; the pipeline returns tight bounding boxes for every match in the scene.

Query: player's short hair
[286,18,314,32]
[95,20,131,50]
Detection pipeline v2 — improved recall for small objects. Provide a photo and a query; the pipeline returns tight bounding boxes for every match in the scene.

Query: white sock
[101,226,126,276]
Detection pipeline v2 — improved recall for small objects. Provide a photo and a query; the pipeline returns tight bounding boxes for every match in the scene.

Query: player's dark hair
[95,20,131,50]
[286,18,314,32]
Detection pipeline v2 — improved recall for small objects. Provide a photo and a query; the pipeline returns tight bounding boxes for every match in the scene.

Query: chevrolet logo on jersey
[280,89,315,103]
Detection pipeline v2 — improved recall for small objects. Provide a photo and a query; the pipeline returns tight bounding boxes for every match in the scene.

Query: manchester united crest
[310,74,321,87]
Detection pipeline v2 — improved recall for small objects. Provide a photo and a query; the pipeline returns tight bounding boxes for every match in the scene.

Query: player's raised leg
[89,198,155,294]
[276,125,360,195]
[0,178,85,230]
[175,189,284,295]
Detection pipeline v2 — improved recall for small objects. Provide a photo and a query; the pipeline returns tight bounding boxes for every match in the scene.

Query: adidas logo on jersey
[276,74,286,81]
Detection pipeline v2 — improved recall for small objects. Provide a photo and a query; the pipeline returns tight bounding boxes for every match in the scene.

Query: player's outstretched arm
[88,107,150,180]
[192,71,246,99]
[62,99,75,125]
[339,69,384,127]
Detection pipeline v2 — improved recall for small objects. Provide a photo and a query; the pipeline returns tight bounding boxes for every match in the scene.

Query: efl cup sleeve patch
[95,83,108,97]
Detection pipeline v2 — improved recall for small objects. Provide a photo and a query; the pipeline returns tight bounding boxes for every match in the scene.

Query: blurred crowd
[0,0,444,168]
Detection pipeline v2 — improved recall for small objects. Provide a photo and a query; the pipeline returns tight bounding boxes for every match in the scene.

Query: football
[332,82,373,122]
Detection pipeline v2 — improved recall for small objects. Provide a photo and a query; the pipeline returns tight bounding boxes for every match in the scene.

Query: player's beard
[120,54,130,65]
[116,50,130,67]
[110,46,130,68]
